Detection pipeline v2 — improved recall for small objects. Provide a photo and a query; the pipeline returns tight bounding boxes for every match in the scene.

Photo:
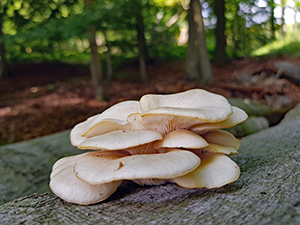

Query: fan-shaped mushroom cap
[190,107,248,134]
[191,130,240,155]
[153,130,209,149]
[78,130,163,150]
[202,130,240,150]
[194,143,238,155]
[81,101,141,138]
[50,153,123,205]
[70,114,99,146]
[172,153,240,188]
[74,149,201,185]
[140,89,233,122]
[83,119,132,138]
[140,89,232,118]
[139,89,233,134]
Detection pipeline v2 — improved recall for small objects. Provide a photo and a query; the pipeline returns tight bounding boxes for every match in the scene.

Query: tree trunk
[186,4,199,82]
[186,0,213,85]
[103,31,112,82]
[213,0,228,65]
[270,0,276,39]
[0,11,8,80]
[134,0,147,84]
[232,1,241,57]
[105,48,112,82]
[281,0,286,38]
[84,0,104,101]
[88,28,104,101]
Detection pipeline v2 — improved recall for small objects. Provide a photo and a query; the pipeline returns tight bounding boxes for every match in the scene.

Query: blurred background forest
[0,0,300,145]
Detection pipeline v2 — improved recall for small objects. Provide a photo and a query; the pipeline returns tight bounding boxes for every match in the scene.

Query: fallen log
[275,61,300,85]
[1,116,300,224]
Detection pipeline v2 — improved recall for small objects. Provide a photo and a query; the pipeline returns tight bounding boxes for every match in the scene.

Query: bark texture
[0,130,81,205]
[1,110,300,224]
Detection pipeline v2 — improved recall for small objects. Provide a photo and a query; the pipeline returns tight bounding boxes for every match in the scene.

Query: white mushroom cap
[78,113,146,142]
[70,114,99,146]
[140,89,232,121]
[50,153,123,205]
[70,101,140,146]
[80,101,141,138]
[190,107,248,135]
[78,130,163,150]
[153,130,209,149]
[82,119,132,138]
[139,89,233,134]
[172,153,240,188]
[74,149,201,185]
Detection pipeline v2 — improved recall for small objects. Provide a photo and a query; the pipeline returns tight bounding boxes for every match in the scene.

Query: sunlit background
[1,0,300,64]
[1,0,300,145]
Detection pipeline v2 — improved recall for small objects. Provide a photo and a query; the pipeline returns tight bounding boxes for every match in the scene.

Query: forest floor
[1,56,300,145]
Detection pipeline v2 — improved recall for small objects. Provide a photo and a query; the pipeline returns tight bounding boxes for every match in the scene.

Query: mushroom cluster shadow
[50,89,248,205]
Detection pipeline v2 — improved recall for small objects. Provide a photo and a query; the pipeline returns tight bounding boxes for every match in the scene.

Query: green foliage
[251,29,300,57]
[205,30,215,59]
[224,0,274,57]
[1,0,299,71]
[2,0,183,67]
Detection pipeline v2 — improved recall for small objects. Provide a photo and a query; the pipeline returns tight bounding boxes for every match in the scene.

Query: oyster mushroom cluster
[50,89,248,205]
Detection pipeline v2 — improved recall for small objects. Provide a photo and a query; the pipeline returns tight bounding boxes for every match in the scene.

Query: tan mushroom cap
[190,107,248,135]
[153,130,209,149]
[192,130,240,155]
[74,149,201,185]
[78,130,163,150]
[194,143,238,155]
[202,130,240,150]
[50,153,122,205]
[82,101,141,138]
[140,89,233,122]
[172,153,240,188]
